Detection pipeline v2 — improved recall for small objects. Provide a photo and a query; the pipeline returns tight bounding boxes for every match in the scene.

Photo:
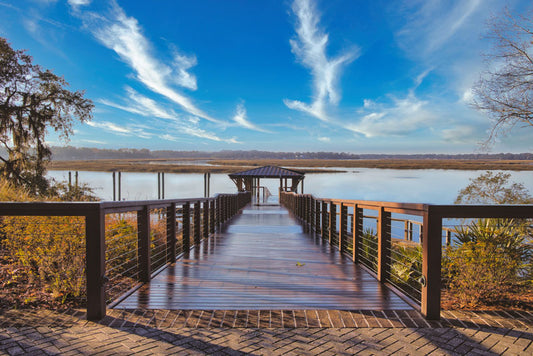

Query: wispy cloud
[391,0,500,106]
[68,0,91,7]
[395,0,483,59]
[98,90,238,143]
[80,139,107,145]
[87,120,153,139]
[347,93,435,138]
[99,87,178,120]
[78,1,223,124]
[284,0,359,122]
[441,125,478,143]
[232,103,271,133]
[181,124,240,144]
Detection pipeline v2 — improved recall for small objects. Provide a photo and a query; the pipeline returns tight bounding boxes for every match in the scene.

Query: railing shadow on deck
[0,191,251,321]
[280,191,533,320]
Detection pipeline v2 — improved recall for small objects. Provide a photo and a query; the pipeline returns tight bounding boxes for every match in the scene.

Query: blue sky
[1,0,532,153]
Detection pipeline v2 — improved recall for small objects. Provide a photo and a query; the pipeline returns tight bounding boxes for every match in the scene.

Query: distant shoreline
[48,158,533,173]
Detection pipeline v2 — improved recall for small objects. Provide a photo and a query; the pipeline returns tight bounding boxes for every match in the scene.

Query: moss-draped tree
[0,37,93,194]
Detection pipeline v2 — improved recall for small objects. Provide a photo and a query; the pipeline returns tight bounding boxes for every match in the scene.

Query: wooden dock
[115,203,412,310]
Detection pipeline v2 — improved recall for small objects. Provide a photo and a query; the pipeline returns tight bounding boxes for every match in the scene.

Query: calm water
[47,168,533,204]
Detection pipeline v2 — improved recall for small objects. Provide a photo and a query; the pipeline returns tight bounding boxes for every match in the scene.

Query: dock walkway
[115,203,411,310]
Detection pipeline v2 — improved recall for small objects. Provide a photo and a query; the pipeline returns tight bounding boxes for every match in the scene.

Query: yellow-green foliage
[0,179,177,306]
[444,218,532,307]
[0,179,34,202]
[2,215,86,302]
[105,214,138,277]
[444,242,522,307]
[0,178,87,303]
[390,244,422,294]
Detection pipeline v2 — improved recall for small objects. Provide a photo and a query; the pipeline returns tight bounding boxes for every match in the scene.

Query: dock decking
[115,203,412,310]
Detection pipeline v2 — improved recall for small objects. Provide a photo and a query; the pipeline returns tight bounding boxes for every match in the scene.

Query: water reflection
[47,168,533,204]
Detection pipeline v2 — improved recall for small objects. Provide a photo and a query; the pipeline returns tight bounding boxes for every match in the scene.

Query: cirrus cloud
[284,0,359,122]
[78,1,224,124]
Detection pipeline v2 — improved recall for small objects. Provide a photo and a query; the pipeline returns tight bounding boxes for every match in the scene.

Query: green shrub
[359,228,378,271]
[390,244,422,299]
[444,241,523,307]
[444,218,532,307]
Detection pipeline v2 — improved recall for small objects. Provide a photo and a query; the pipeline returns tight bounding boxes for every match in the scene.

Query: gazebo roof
[228,165,305,179]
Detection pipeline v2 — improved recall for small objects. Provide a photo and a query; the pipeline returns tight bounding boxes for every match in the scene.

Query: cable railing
[0,191,251,321]
[280,191,533,320]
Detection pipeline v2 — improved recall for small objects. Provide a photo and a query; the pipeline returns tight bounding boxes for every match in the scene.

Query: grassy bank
[48,159,341,173]
[210,159,533,170]
[48,158,533,173]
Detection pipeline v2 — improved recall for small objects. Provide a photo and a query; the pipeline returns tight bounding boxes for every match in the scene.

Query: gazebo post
[228,166,305,203]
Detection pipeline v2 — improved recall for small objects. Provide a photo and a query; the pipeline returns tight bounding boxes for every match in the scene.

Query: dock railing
[0,191,251,321]
[280,191,533,320]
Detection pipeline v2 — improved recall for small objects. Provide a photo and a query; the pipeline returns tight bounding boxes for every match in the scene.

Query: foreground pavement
[0,308,532,355]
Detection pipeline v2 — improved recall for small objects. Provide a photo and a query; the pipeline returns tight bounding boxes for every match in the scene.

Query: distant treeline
[49,146,533,161]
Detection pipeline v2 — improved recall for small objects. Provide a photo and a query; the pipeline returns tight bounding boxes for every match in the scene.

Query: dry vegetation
[48,158,533,173]
[48,159,342,173]
[210,159,533,170]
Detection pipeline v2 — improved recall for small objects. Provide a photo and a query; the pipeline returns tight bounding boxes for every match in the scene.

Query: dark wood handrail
[280,191,533,320]
[0,191,252,321]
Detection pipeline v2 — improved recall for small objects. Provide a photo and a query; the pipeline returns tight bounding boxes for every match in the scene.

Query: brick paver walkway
[1,308,532,355]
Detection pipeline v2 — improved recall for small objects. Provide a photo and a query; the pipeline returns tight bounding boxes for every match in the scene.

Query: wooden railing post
[377,207,391,282]
[299,195,306,222]
[224,196,229,222]
[308,197,312,226]
[321,201,328,238]
[307,196,312,226]
[86,206,106,321]
[220,196,225,223]
[329,202,336,244]
[209,199,215,234]
[166,203,177,262]
[182,202,190,251]
[422,206,442,320]
[137,206,151,283]
[353,205,363,263]
[203,200,209,238]
[339,203,347,253]
[194,201,201,244]
[216,196,221,228]
[315,200,320,232]
[303,196,307,223]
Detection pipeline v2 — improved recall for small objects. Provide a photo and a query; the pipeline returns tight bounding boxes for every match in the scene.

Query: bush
[359,228,378,271]
[444,218,532,307]
[390,244,423,299]
[444,242,523,307]
[0,178,93,306]
[1,215,86,303]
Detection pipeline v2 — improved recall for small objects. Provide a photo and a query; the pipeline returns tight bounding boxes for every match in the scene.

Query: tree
[472,9,533,145]
[0,37,93,194]
[455,171,532,205]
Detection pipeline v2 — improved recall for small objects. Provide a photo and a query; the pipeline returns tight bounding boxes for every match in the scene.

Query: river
[47,168,533,204]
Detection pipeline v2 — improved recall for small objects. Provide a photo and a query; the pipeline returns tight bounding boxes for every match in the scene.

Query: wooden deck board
[114,204,413,310]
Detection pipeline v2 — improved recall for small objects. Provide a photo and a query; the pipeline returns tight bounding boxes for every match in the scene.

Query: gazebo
[228,166,305,197]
